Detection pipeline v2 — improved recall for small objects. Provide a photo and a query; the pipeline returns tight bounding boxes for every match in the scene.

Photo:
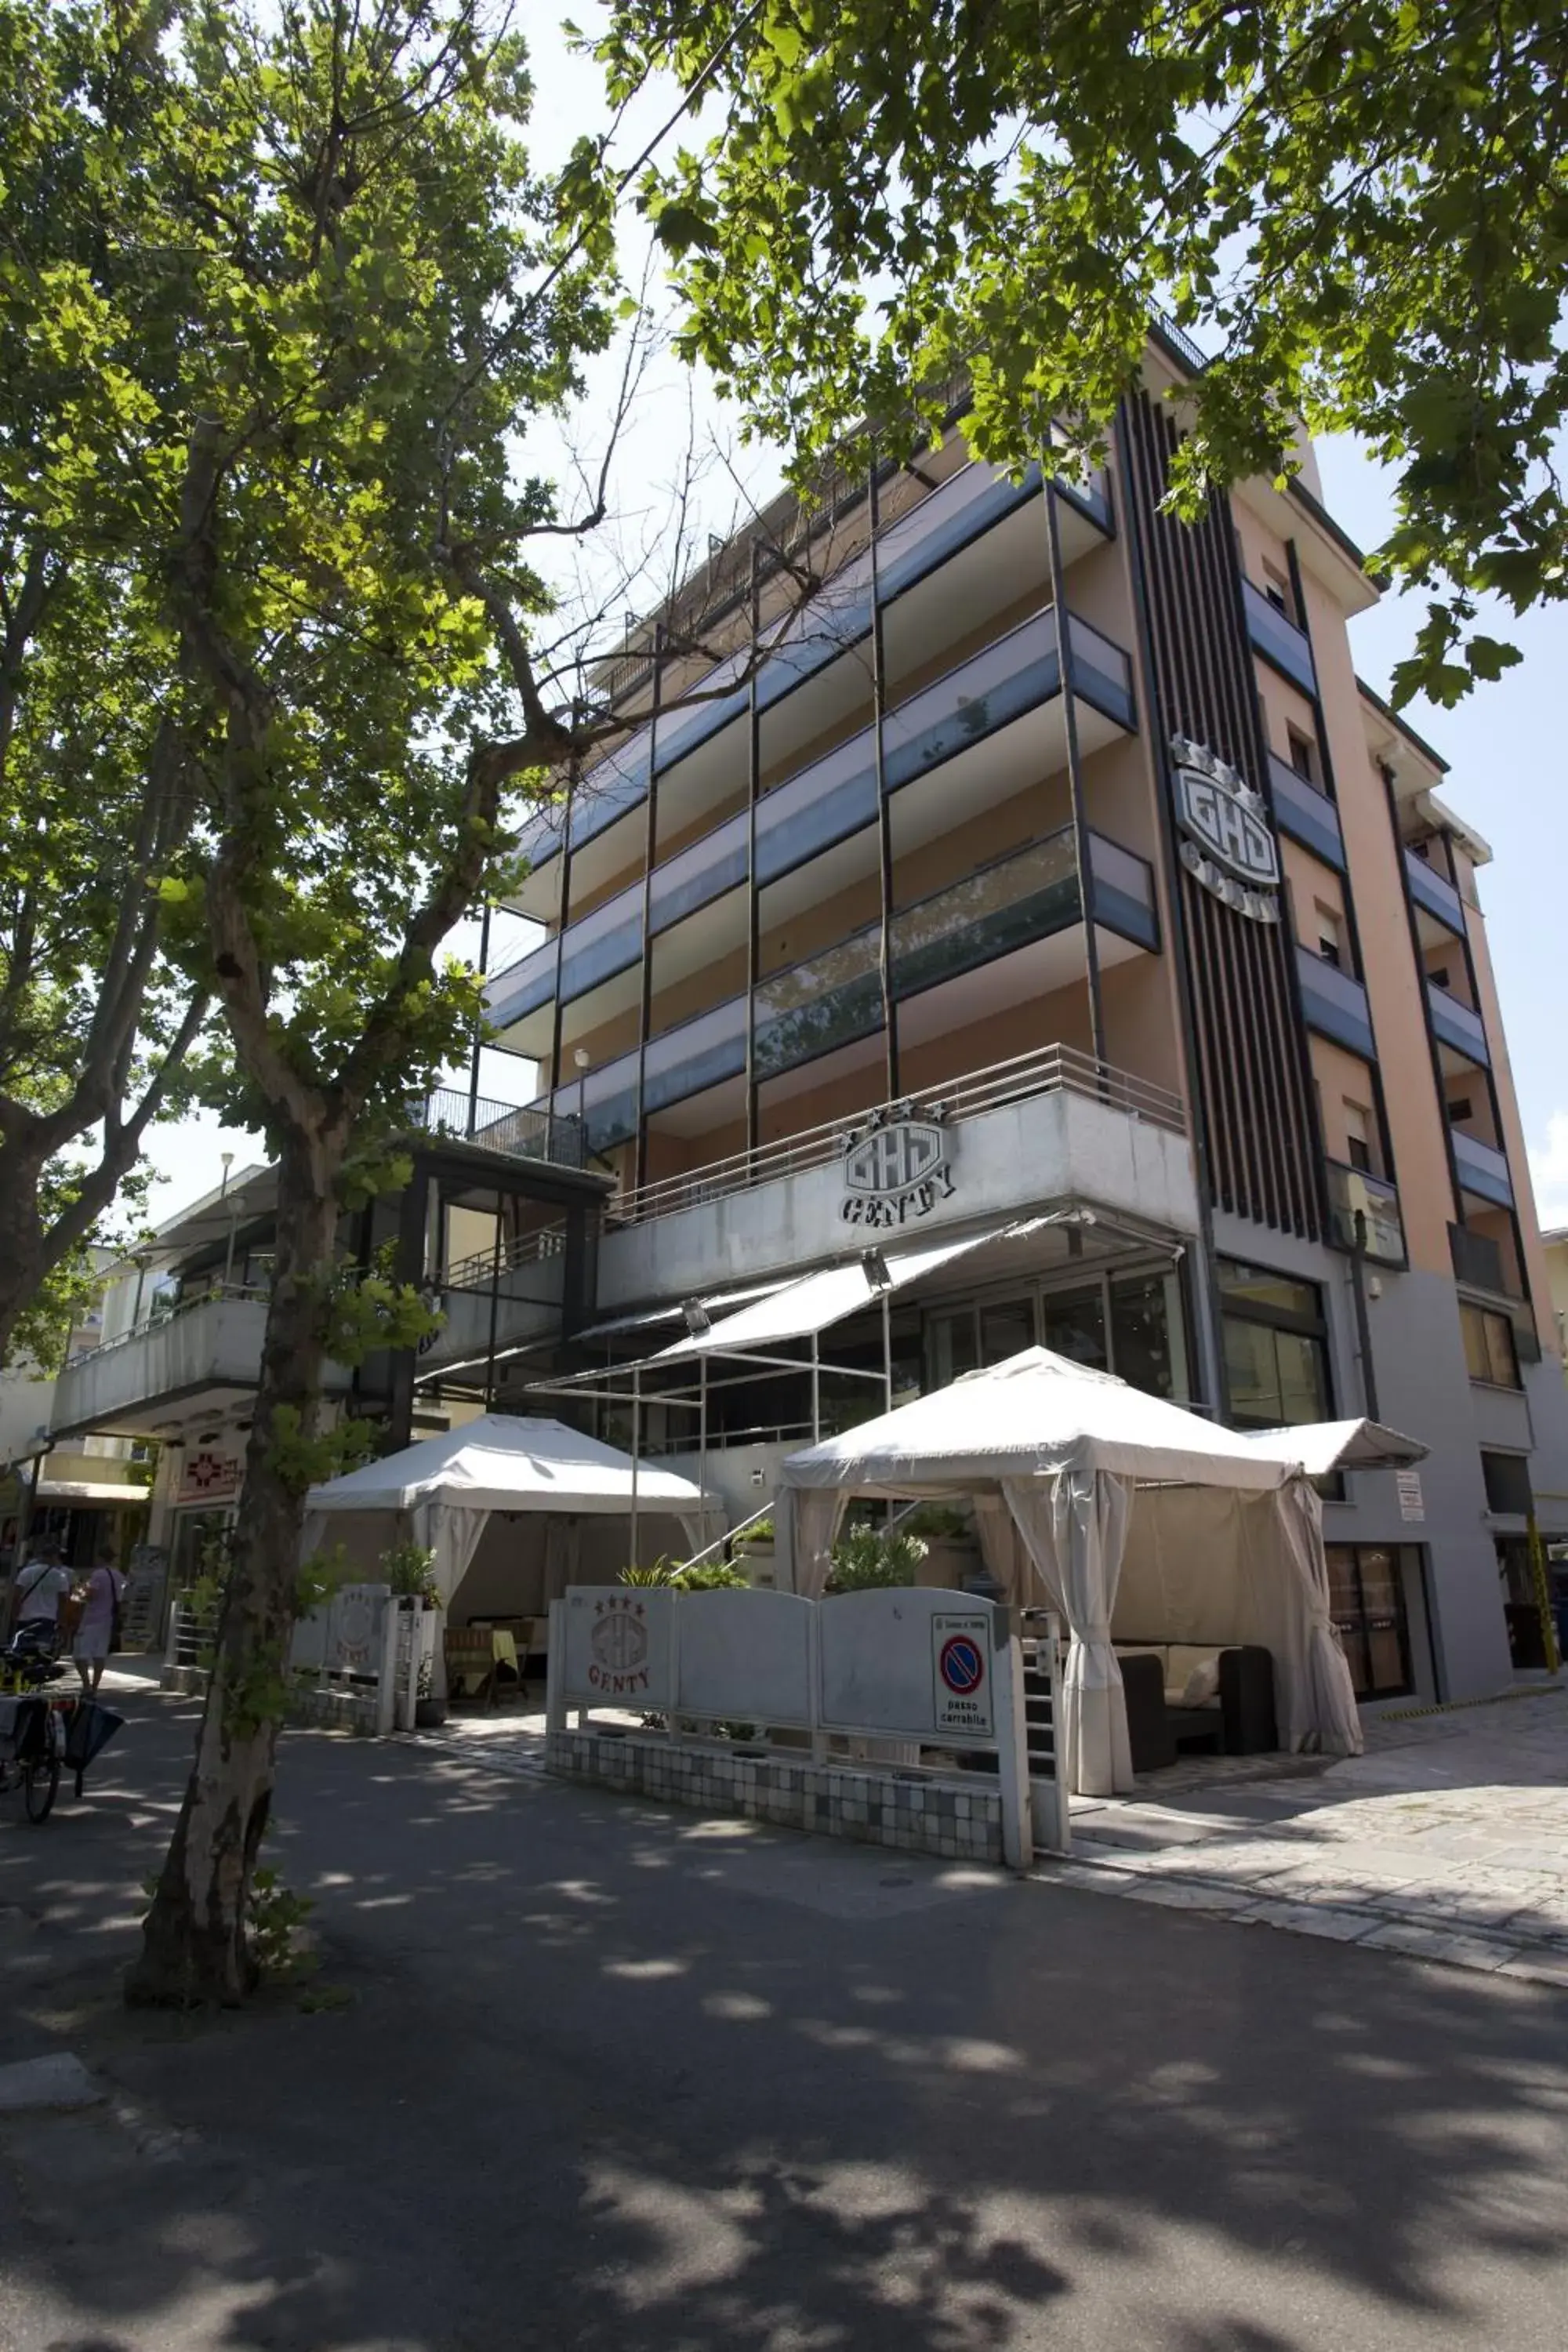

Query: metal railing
[92,1281,270,1357]
[416,1090,585,1168]
[608,1042,1185,1227]
[436,1224,567,1291]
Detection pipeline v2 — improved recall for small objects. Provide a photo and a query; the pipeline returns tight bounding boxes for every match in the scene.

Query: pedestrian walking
[9,1540,71,1648]
[71,1552,125,1696]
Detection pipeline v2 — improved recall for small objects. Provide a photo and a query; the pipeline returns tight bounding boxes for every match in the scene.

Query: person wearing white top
[10,1547,71,1642]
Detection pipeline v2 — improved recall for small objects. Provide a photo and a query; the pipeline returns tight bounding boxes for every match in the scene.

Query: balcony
[1326,1160,1406,1265]
[1427,978,1490,1067]
[1449,1221,1508,1295]
[416,1089,584,1168]
[1295,945,1376,1058]
[1269,752,1344,869]
[1243,579,1317,695]
[1451,1126,1515,1208]
[595,1041,1197,1305]
[510,453,1114,896]
[492,603,1138,1049]
[1403,847,1465,934]
[49,1290,349,1439]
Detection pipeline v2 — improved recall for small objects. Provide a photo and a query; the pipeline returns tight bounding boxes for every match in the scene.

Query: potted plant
[380,1541,443,1726]
[826,1520,928,1592]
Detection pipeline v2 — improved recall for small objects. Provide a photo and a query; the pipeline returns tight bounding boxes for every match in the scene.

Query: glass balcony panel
[875,459,1043,605]
[1269,751,1345,868]
[1449,1221,1508,1294]
[566,734,652,856]
[882,608,1062,793]
[1427,980,1490,1065]
[891,830,1080,1000]
[1086,830,1159,946]
[560,1050,640,1155]
[1243,577,1318,694]
[1295,943,1376,1058]
[649,809,750,935]
[753,728,879,886]
[753,927,883,1079]
[485,935,557,1027]
[1326,1160,1406,1265]
[1404,847,1465,932]
[1451,1127,1514,1207]
[642,996,749,1114]
[557,881,644,1004]
[1065,613,1136,728]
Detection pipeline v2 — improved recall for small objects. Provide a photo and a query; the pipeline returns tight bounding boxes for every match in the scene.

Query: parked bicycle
[0,1623,124,1824]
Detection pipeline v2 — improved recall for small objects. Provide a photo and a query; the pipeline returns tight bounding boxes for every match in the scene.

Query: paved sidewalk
[1045,1683,1568,1983]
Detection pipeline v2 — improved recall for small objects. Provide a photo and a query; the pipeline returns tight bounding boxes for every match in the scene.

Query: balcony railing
[1325,1160,1406,1265]
[1449,1221,1508,1295]
[1427,979,1490,1066]
[1243,578,1317,695]
[605,1041,1186,1225]
[1450,1126,1515,1208]
[1294,945,1376,1058]
[1268,751,1344,869]
[754,928,883,1082]
[1404,847,1465,934]
[416,1090,585,1168]
[514,452,1114,880]
[492,604,1138,1034]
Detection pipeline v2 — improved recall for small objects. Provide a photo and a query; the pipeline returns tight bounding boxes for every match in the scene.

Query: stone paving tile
[1359,1922,1516,1971]
[1243,1901,1379,1943]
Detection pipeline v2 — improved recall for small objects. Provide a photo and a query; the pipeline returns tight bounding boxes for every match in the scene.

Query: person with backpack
[71,1549,125,1695]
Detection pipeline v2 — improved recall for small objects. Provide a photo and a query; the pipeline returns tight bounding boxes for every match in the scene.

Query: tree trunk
[128,1131,340,2006]
[0,1141,49,1365]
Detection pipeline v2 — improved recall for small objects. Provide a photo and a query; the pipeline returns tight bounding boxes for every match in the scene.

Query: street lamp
[572,1047,590,1160]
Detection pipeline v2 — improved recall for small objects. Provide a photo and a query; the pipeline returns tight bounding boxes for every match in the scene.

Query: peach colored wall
[648,943,750,1038]
[1099,954,1182,1096]
[1279,838,1347,950]
[1277,578,1457,1275]
[1308,1036,1381,1171]
[1463,895,1559,1351]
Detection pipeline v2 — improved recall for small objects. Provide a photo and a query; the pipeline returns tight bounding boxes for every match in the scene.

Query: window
[980,1300,1036,1367]
[1448,1095,1473,1124]
[928,1308,978,1388]
[1287,726,1319,784]
[1481,1450,1534,1515]
[1313,902,1347,969]
[1327,1545,1414,1697]
[1109,1270,1189,1403]
[1461,1302,1521,1388]
[1428,964,1451,992]
[1219,1261,1332,1428]
[1343,1102,1374,1175]
[1041,1283,1109,1371]
[1262,560,1294,619]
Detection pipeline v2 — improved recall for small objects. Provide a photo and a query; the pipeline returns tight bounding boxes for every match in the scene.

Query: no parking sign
[931,1610,994,1737]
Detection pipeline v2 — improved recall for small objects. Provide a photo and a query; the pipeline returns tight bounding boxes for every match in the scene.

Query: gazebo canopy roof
[305,1413,711,1518]
[780,1348,1294,1495]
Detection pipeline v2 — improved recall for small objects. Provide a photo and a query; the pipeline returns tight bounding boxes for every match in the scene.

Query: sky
[137,15,1568,1236]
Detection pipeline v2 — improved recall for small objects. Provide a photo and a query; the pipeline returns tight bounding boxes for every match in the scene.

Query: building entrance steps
[1037,1683,1568,1983]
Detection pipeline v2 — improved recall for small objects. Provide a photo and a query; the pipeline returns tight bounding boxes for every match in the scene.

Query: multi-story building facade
[474,325,1568,1708]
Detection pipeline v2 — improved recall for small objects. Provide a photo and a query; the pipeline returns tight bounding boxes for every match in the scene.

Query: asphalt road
[2,1689,1566,2352]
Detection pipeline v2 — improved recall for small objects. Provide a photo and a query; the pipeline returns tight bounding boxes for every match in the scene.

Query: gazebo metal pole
[630,1363,641,1572]
[699,1355,708,1548]
[881,1291,892,1412]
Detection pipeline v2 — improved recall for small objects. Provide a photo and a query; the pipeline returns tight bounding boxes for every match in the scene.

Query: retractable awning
[1235,1418,1428,1475]
[648,1217,1056,1365]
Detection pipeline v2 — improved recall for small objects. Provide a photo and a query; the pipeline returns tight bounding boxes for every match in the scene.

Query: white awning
[649,1218,1054,1364]
[1235,1418,1428,1476]
[34,1480,150,1506]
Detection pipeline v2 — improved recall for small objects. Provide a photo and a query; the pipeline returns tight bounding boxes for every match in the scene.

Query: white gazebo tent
[777,1348,1399,1796]
[302,1415,717,1649]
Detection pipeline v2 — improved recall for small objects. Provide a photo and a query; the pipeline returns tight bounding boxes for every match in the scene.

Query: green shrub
[900,1503,971,1541]
[677,1560,751,1590]
[828,1522,927,1591]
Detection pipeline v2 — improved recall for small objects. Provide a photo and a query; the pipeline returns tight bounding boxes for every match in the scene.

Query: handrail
[436,1224,567,1291]
[606,1040,1185,1227]
[677,1502,774,1575]
[82,1283,270,1362]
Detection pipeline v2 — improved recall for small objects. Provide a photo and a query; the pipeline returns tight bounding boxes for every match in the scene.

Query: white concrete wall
[49,1301,350,1437]
[598,1090,1200,1308]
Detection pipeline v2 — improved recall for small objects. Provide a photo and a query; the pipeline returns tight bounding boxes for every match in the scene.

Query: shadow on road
[2,1692,1566,2350]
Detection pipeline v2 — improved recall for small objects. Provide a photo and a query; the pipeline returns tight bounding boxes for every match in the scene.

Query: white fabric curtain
[411,1500,490,1702]
[1276,1475,1363,1756]
[971,1491,1026,1602]
[299,1510,329,1567]
[543,1516,580,1606]
[779,1487,850,1599]
[1003,1468,1134,1795]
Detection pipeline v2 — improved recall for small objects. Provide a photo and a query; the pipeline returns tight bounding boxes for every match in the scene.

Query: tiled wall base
[158,1662,378,1735]
[546,1729,1004,1864]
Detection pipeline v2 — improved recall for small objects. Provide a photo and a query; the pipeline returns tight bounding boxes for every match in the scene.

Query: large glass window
[1327,1545,1414,1698]
[924,1264,1189,1399]
[980,1300,1036,1366]
[928,1309,978,1388]
[1461,1302,1521,1388]
[1042,1284,1109,1370]
[1109,1271,1187,1401]
[1219,1260,1331,1428]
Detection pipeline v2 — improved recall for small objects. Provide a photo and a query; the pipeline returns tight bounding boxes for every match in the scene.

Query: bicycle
[1,1626,78,1825]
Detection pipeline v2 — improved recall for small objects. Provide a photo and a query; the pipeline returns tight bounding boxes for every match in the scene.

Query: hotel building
[474,326,1568,1704]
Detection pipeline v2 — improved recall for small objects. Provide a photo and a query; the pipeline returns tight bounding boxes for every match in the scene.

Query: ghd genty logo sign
[841,1111,954,1229]
[1171,734,1281,923]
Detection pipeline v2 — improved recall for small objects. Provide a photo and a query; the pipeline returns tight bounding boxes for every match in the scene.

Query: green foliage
[677,1560,751,1590]
[294,1543,347,1621]
[603,0,1568,704]
[828,1522,927,1592]
[247,1865,317,1984]
[900,1504,970,1542]
[380,1541,440,1605]
[619,1556,683,1586]
[731,1515,774,1548]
